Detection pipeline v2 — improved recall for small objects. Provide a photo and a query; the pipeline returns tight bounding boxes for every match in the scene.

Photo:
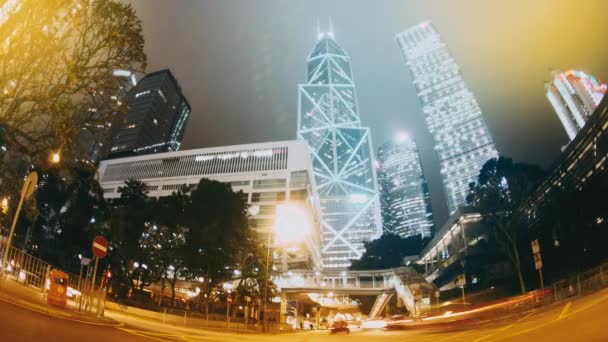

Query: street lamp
[262,203,312,331]
[49,151,60,164]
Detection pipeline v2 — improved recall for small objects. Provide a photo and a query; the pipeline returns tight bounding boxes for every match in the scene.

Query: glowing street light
[50,151,60,164]
[262,203,312,331]
[273,204,312,244]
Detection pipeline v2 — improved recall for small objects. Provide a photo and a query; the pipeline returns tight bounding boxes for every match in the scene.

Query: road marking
[117,328,170,341]
[472,313,534,342]
[558,302,571,319]
[494,290,608,341]
[0,296,124,327]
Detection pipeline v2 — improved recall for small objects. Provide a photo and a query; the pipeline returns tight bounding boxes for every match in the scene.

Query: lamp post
[262,203,312,332]
[1,171,37,276]
[262,228,272,332]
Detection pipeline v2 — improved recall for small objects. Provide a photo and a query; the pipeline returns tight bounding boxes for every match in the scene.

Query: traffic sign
[92,236,108,259]
[457,274,466,287]
[531,240,540,254]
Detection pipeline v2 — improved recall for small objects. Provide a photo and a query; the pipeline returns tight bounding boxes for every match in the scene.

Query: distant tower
[396,21,498,214]
[297,24,382,270]
[377,133,434,238]
[546,70,607,140]
[107,69,191,159]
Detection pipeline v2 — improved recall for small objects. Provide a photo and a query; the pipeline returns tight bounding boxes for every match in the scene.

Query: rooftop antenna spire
[328,16,335,39]
[316,17,323,40]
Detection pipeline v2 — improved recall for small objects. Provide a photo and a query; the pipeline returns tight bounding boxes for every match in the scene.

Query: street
[1,288,608,341]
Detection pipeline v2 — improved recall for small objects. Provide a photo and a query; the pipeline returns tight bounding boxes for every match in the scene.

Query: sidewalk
[0,278,119,326]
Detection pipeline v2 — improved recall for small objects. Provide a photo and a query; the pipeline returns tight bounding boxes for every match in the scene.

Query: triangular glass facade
[298,34,382,270]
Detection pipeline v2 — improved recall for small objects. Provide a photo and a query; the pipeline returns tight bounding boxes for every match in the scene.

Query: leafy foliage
[467,157,545,293]
[0,0,146,161]
[350,233,430,270]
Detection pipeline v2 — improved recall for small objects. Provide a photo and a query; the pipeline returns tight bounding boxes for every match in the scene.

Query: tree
[467,157,545,294]
[143,188,189,305]
[30,161,105,269]
[104,179,151,298]
[0,0,146,161]
[182,179,252,318]
[350,233,430,270]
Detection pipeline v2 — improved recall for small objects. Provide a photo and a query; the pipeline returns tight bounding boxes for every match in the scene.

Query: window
[290,189,308,200]
[228,180,250,187]
[162,184,186,191]
[290,171,309,188]
[251,192,285,202]
[253,178,286,189]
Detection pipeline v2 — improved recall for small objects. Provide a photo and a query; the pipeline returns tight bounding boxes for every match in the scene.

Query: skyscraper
[546,70,606,140]
[396,21,498,214]
[377,133,434,238]
[297,27,382,270]
[107,69,191,159]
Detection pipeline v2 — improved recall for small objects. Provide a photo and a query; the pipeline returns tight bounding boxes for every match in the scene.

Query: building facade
[98,140,323,271]
[546,70,606,141]
[107,69,191,159]
[396,21,498,214]
[377,134,434,238]
[297,29,382,270]
[525,94,608,220]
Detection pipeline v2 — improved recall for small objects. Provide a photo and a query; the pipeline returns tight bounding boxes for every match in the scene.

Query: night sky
[127,0,608,226]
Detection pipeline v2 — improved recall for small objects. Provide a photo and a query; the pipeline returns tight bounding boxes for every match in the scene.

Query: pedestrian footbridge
[275,267,437,317]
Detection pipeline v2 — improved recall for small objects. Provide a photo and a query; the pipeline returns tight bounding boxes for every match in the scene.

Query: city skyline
[127,0,608,224]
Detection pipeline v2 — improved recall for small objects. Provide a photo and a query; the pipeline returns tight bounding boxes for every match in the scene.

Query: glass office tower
[378,133,434,238]
[396,21,498,214]
[546,69,606,141]
[297,28,382,270]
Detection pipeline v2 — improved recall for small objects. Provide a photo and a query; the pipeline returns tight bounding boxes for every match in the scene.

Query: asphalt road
[2,288,608,341]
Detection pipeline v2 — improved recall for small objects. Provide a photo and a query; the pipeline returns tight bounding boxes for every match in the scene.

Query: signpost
[531,239,544,289]
[457,274,466,304]
[91,236,108,317]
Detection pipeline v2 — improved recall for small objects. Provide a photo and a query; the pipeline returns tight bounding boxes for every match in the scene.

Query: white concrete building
[98,140,322,271]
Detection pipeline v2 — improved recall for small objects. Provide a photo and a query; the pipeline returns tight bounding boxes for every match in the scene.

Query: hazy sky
[127,0,608,225]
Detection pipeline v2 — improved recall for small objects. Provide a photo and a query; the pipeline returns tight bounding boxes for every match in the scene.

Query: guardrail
[0,239,99,313]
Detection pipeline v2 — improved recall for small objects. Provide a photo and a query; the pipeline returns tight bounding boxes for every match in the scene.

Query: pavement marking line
[558,302,571,319]
[471,312,534,342]
[117,327,175,341]
[494,290,608,341]
[0,296,124,327]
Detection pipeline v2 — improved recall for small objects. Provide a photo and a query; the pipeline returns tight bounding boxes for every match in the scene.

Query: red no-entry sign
[92,236,108,259]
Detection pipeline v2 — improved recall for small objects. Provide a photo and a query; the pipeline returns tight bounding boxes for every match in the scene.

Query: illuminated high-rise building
[377,133,434,238]
[546,70,606,140]
[107,69,191,159]
[297,26,382,270]
[396,21,498,214]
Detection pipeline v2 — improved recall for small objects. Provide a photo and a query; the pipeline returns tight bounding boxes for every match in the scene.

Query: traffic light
[106,270,112,279]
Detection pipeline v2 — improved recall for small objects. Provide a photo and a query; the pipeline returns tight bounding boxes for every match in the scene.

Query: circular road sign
[92,236,108,259]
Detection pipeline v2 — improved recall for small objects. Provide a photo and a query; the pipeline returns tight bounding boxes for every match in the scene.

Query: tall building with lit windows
[297,26,382,270]
[396,21,498,214]
[546,70,606,141]
[107,69,191,159]
[377,133,434,238]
